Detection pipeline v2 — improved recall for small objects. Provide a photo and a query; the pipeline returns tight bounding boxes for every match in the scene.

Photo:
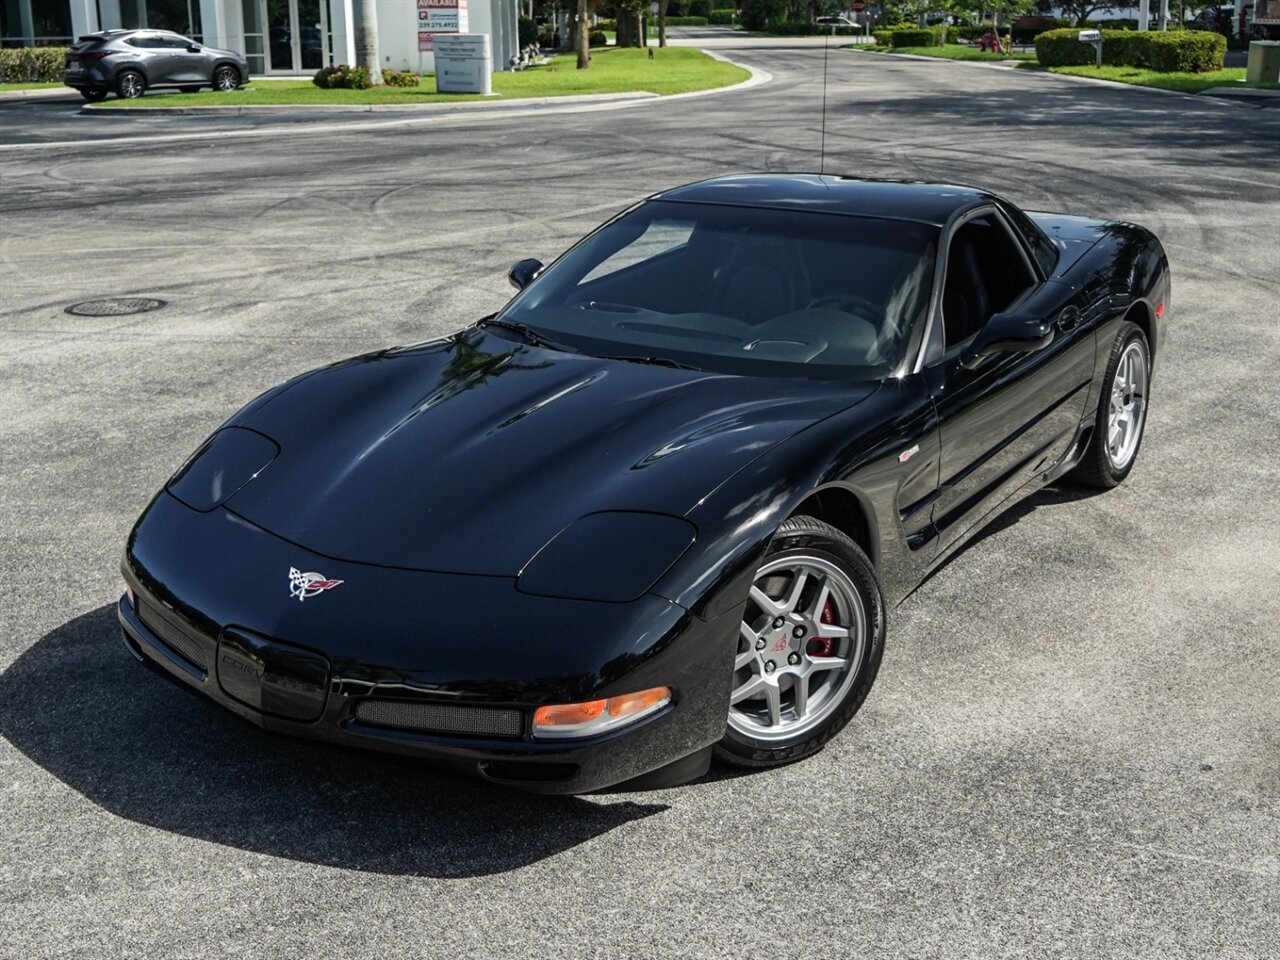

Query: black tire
[715,515,885,768]
[213,66,240,92]
[179,85,202,94]
[80,87,109,102]
[1070,320,1151,489]
[115,70,146,99]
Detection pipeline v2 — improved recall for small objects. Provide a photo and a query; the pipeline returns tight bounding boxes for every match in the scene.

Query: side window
[127,35,164,48]
[1001,203,1060,278]
[941,215,1037,350]
[161,36,192,48]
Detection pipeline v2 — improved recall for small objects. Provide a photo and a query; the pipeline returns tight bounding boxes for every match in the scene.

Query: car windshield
[498,200,938,380]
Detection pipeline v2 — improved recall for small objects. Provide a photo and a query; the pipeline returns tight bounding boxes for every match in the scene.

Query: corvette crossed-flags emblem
[288,566,344,602]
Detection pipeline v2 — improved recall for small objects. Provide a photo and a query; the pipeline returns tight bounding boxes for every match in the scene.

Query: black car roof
[651,174,997,226]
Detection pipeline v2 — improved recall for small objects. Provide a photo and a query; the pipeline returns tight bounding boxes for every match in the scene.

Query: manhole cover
[65,297,167,317]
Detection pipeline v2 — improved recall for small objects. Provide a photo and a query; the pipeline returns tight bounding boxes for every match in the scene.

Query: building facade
[2,0,520,75]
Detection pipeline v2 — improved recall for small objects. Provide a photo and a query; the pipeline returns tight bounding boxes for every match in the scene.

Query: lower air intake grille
[137,602,209,671]
[354,700,523,738]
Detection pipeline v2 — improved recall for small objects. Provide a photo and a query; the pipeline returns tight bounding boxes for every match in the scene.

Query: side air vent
[137,602,209,671]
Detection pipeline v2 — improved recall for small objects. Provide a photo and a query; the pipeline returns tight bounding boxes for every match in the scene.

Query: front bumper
[120,493,735,793]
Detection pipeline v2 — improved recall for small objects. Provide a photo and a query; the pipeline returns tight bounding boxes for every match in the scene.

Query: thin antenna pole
[820,29,830,175]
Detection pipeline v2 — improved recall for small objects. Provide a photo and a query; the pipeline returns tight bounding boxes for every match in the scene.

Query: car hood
[223,328,877,576]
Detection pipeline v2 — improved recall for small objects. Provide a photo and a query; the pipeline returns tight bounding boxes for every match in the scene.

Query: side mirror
[508,258,544,291]
[961,312,1054,370]
[187,43,202,52]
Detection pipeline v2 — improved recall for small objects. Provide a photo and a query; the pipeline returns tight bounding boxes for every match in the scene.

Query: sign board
[434,33,492,95]
[850,1,866,12]
[418,0,468,52]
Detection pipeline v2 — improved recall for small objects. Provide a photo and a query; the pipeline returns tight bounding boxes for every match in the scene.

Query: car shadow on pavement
[0,605,667,877]
[914,481,1109,593]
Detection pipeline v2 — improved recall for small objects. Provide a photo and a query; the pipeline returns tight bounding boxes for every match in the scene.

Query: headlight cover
[166,427,279,512]
[517,511,696,603]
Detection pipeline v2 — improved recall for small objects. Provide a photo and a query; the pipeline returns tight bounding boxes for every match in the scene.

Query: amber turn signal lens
[532,687,672,739]
[608,687,670,717]
[533,699,607,727]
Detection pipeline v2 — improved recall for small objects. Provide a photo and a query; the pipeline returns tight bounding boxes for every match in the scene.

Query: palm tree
[577,0,590,69]
[358,0,384,86]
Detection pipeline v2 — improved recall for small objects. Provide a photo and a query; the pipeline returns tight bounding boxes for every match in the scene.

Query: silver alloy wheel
[1106,339,1148,471]
[215,68,238,91]
[728,554,866,742]
[119,72,144,98]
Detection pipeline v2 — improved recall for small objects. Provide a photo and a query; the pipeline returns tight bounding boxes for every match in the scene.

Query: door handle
[1055,306,1081,332]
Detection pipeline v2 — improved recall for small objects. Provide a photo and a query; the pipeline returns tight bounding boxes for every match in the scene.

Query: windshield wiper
[476,317,577,353]
[595,354,703,371]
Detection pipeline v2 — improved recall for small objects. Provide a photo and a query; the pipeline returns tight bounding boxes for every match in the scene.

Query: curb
[0,86,80,101]
[81,89,659,117]
[78,51,770,118]
[847,48,1264,105]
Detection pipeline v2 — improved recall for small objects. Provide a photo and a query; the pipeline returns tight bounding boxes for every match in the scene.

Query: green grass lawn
[0,81,64,91]
[849,44,1034,61]
[93,47,745,108]
[1026,63,1280,93]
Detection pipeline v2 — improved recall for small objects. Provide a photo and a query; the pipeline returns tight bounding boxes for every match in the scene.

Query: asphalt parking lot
[2,37,1278,959]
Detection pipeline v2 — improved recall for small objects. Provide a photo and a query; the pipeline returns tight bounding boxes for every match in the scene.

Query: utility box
[1246,41,1280,84]
[435,34,493,95]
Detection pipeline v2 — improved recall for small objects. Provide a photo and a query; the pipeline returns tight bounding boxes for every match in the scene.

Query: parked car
[63,29,249,102]
[1186,4,1234,33]
[118,175,1169,794]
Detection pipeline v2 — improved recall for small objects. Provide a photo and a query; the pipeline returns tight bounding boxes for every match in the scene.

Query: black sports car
[119,175,1169,793]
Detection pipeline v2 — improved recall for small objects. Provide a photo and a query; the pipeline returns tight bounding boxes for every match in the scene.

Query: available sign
[418,0,468,51]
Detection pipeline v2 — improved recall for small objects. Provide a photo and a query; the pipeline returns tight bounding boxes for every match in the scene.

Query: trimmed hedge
[589,29,608,47]
[872,27,942,47]
[1035,27,1226,71]
[0,46,68,83]
[381,67,420,87]
[665,16,709,25]
[313,64,372,88]
[709,8,736,24]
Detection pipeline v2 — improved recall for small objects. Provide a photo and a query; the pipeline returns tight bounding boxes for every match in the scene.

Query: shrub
[312,64,372,88]
[596,18,616,30]
[589,29,608,47]
[380,67,420,86]
[687,0,714,17]
[665,16,709,25]
[872,27,941,47]
[518,15,538,47]
[0,46,68,83]
[709,8,736,24]
[537,30,558,47]
[1035,27,1225,71]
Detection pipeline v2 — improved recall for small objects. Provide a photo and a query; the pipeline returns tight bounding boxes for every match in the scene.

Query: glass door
[263,0,328,72]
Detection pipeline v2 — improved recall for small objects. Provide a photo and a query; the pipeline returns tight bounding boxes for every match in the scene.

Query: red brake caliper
[808,598,838,658]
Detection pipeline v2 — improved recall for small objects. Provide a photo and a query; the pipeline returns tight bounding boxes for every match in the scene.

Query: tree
[577,0,590,68]
[357,0,384,86]
[1050,0,1123,24]
[658,0,669,46]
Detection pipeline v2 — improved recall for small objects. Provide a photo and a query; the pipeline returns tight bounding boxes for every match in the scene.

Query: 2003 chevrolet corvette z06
[119,175,1169,792]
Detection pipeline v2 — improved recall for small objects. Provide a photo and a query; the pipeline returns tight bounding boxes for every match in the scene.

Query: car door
[924,207,1094,549]
[162,35,207,83]
[125,34,174,84]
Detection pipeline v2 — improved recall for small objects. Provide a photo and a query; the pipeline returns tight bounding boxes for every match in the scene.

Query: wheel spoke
[816,622,849,639]
[793,673,809,718]
[782,568,809,614]
[764,682,782,726]
[807,579,832,621]
[734,648,757,670]
[808,656,848,674]
[749,585,786,618]
[730,675,767,705]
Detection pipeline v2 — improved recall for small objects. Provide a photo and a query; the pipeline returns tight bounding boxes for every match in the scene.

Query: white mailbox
[435,34,493,95]
[1077,29,1102,41]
